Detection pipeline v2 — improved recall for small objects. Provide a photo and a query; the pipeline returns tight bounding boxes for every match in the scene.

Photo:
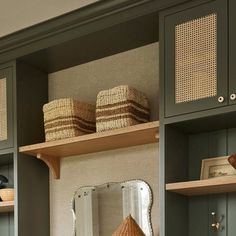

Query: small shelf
[19,121,159,179]
[0,201,14,213]
[166,176,236,196]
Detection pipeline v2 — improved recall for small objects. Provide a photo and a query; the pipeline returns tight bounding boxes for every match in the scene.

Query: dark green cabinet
[0,67,13,150]
[162,0,228,117]
[164,126,236,236]
[229,0,236,106]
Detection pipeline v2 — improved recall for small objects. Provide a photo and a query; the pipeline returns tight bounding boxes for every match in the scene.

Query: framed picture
[200,156,236,180]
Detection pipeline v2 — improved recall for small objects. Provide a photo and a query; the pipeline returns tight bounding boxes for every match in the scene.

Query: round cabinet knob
[218,96,225,103]
[230,94,236,101]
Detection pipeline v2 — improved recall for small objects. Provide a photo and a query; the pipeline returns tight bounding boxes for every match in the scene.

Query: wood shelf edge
[19,121,159,154]
[166,176,236,196]
[0,201,14,213]
[37,154,60,179]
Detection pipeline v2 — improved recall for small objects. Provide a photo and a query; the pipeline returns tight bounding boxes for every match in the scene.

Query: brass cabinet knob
[211,222,220,231]
[230,93,236,101]
[218,96,225,103]
[211,212,224,232]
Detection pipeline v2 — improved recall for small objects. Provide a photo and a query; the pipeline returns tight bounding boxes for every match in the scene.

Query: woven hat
[112,215,145,236]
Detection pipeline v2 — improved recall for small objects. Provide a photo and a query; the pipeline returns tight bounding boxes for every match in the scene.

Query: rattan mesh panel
[0,78,7,141]
[175,13,217,104]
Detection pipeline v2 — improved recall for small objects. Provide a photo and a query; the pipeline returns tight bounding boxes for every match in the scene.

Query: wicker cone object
[96,85,150,132]
[43,98,96,141]
[112,215,145,236]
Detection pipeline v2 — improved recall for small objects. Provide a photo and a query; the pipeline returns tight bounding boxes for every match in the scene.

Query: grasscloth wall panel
[48,43,159,236]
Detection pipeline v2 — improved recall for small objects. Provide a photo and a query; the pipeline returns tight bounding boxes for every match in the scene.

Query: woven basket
[0,188,14,201]
[96,85,150,132]
[112,215,145,236]
[43,98,96,141]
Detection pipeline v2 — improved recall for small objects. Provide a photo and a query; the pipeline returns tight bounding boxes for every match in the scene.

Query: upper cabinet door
[163,0,228,117]
[0,67,13,149]
[229,0,236,105]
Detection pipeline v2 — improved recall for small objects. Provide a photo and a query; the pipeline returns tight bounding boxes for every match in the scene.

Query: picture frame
[200,156,236,180]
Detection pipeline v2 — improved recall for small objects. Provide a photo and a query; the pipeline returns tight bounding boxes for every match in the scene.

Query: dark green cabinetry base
[164,125,236,236]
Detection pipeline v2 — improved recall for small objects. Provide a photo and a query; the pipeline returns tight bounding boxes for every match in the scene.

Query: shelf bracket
[37,154,60,179]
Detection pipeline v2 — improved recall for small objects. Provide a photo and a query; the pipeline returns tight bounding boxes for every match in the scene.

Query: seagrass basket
[112,215,145,236]
[0,188,14,201]
[96,85,150,132]
[43,98,96,141]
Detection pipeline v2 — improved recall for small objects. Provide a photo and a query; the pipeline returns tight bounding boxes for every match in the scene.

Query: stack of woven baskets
[43,85,150,141]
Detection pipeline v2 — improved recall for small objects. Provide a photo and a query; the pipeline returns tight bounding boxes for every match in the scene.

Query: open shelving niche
[19,121,159,179]
[0,153,14,213]
[164,112,236,201]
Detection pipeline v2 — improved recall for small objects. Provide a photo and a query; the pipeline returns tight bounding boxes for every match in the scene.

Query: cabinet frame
[0,66,13,150]
[162,0,228,117]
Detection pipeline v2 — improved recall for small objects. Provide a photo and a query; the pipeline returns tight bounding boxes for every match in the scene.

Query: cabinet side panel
[0,163,14,236]
[15,62,49,236]
[227,128,236,235]
[229,0,236,105]
[208,130,227,236]
[165,126,188,236]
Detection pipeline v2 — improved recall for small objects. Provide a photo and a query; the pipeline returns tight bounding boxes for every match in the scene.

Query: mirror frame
[71,179,153,236]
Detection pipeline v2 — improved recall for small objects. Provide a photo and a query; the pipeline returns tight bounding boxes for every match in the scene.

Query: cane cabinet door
[0,67,13,149]
[163,0,228,117]
[229,0,236,105]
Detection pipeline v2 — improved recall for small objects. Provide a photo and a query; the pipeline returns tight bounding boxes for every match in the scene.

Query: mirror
[71,180,153,236]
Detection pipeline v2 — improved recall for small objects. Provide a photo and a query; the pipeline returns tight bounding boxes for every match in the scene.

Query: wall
[48,43,159,236]
[0,0,98,37]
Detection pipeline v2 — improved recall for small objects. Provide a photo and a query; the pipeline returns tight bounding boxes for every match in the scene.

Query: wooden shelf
[166,176,236,196]
[19,121,159,179]
[0,201,14,213]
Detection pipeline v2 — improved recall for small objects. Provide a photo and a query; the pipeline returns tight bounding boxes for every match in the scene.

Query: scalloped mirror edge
[71,179,153,236]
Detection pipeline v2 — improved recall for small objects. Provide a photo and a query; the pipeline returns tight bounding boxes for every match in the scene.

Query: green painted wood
[163,104,236,129]
[166,193,188,236]
[227,128,236,155]
[227,128,236,236]
[159,124,165,236]
[0,162,14,236]
[229,0,236,106]
[228,193,236,236]
[14,62,49,236]
[208,130,227,236]
[165,126,188,183]
[165,126,188,236]
[20,13,158,73]
[163,0,228,117]
[208,130,227,158]
[189,196,209,236]
[208,194,227,236]
[188,132,209,180]
[188,132,209,236]
[0,0,192,70]
[0,66,13,150]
